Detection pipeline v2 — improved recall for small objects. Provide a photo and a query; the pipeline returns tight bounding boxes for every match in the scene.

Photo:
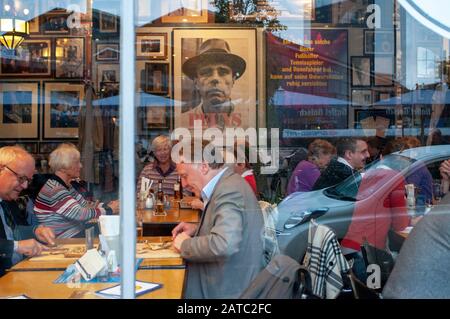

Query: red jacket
[341,168,410,251]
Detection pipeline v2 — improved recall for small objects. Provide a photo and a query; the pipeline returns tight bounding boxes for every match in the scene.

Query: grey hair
[152,135,172,151]
[48,143,80,172]
[0,146,34,166]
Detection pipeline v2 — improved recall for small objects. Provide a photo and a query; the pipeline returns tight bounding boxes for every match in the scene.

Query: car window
[325,154,415,201]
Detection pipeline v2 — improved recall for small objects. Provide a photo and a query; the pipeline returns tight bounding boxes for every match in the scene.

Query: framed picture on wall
[55,37,85,78]
[0,39,52,77]
[43,82,84,139]
[374,56,394,86]
[0,82,39,139]
[145,63,169,95]
[351,89,372,107]
[136,33,167,60]
[161,0,208,23]
[332,0,371,26]
[142,106,169,129]
[364,30,395,55]
[42,13,70,34]
[99,9,118,33]
[351,56,371,87]
[96,63,120,92]
[95,43,119,61]
[173,28,257,130]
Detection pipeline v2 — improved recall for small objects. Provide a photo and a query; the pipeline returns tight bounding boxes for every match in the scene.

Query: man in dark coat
[0,146,55,276]
[312,138,369,190]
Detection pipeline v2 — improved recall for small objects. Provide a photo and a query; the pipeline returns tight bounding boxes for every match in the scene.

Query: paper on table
[74,249,107,281]
[99,215,120,236]
[95,280,162,298]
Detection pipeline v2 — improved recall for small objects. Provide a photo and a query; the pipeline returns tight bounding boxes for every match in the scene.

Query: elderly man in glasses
[0,146,55,276]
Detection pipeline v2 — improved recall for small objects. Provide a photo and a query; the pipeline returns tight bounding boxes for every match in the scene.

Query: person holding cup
[34,143,119,238]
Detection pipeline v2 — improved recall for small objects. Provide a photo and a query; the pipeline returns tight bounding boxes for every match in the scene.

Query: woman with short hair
[34,143,119,238]
[287,139,336,194]
[136,135,179,195]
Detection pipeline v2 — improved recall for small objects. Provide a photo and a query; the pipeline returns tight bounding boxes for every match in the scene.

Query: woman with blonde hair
[287,139,336,194]
[34,143,119,238]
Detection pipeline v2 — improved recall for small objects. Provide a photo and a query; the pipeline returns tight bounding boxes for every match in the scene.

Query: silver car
[276,145,450,261]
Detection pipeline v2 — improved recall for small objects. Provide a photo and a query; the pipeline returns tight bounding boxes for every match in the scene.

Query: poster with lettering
[266,29,349,143]
[173,29,257,131]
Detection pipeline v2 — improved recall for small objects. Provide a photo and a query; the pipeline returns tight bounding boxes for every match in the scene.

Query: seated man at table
[0,146,55,276]
[171,140,265,298]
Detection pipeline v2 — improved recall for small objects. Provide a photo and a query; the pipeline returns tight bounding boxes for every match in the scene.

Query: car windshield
[324,154,415,201]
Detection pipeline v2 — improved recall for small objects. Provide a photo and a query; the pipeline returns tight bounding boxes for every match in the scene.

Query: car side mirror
[284,207,329,230]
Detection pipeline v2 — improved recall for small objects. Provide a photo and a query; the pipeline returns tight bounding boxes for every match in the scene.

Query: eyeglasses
[3,165,32,185]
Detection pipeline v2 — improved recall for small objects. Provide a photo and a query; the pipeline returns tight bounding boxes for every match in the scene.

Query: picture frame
[96,63,120,92]
[373,56,394,86]
[136,33,167,60]
[351,89,372,107]
[95,43,120,61]
[0,82,39,139]
[42,13,70,34]
[43,82,84,139]
[99,9,118,33]
[351,56,371,87]
[332,0,372,26]
[173,28,257,130]
[145,63,169,95]
[0,39,52,77]
[142,106,169,129]
[55,37,85,78]
[161,0,208,23]
[364,30,394,55]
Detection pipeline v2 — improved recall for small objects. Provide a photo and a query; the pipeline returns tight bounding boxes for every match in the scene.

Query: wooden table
[10,237,184,272]
[138,206,200,236]
[0,269,185,299]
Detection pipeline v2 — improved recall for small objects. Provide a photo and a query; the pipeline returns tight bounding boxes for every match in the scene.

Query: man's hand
[34,225,56,246]
[173,232,191,252]
[440,159,450,180]
[17,239,49,256]
[171,222,197,240]
[189,198,204,210]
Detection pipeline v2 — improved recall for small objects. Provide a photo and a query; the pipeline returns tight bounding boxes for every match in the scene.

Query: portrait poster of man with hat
[173,29,257,130]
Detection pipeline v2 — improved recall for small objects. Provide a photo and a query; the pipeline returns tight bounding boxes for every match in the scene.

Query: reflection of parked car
[276,145,450,262]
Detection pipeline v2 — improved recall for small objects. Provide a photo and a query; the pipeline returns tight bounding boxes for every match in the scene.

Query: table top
[0,269,185,299]
[138,206,200,224]
[10,237,184,271]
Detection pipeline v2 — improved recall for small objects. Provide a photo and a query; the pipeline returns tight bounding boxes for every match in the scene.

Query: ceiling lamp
[0,16,29,49]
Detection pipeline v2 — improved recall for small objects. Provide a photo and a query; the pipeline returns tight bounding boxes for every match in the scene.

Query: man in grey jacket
[172,141,265,298]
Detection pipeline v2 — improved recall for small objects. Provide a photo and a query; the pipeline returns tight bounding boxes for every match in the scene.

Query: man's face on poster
[193,62,235,113]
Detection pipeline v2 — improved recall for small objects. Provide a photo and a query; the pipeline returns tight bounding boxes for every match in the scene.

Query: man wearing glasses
[0,146,55,276]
